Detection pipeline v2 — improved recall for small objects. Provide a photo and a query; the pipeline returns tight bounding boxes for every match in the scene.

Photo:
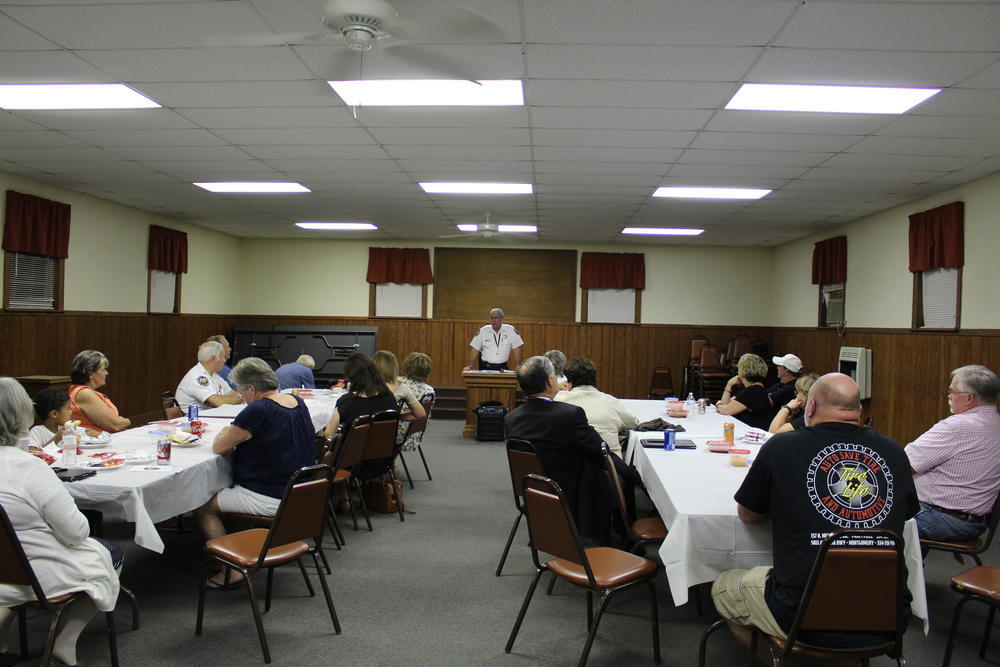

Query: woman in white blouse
[0,377,121,666]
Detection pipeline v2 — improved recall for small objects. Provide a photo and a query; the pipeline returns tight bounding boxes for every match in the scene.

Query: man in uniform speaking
[462,308,524,371]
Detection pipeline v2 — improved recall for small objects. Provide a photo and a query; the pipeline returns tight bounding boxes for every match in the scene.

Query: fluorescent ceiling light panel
[725,83,940,114]
[420,182,532,195]
[498,225,536,233]
[456,224,478,232]
[194,182,310,193]
[328,79,523,106]
[295,222,377,231]
[622,227,704,236]
[0,83,160,110]
[653,186,770,200]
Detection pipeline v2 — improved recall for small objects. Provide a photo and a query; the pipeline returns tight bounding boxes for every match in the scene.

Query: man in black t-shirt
[712,373,919,648]
[766,353,803,413]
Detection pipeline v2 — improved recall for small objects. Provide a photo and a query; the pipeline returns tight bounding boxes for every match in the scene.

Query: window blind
[6,251,56,309]
[921,267,958,329]
[149,269,177,313]
[587,288,636,323]
[822,282,845,326]
[375,283,422,317]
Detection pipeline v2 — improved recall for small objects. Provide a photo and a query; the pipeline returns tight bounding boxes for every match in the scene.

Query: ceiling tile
[135,81,339,108]
[665,164,807,180]
[526,44,760,81]
[293,43,524,80]
[0,50,114,83]
[81,46,315,83]
[178,107,359,129]
[103,144,254,162]
[533,146,681,163]
[241,144,389,160]
[822,152,982,172]
[527,79,733,109]
[369,128,530,146]
[533,128,693,149]
[382,145,531,160]
[848,135,1000,157]
[0,131,86,148]
[354,107,529,129]
[531,107,712,131]
[690,131,861,152]
[12,109,198,131]
[0,14,59,50]
[63,128,228,147]
[677,148,834,167]
[706,110,894,135]
[875,115,1000,139]
[910,88,1000,117]
[213,127,375,145]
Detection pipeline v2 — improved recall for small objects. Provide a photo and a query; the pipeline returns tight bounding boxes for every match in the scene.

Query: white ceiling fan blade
[206,30,326,48]
[387,7,506,44]
[382,44,480,83]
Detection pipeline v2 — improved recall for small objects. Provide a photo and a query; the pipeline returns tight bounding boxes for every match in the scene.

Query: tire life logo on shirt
[806,443,894,529]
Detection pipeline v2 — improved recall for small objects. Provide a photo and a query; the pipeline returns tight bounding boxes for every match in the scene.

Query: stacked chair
[682,335,709,396]
[695,344,729,402]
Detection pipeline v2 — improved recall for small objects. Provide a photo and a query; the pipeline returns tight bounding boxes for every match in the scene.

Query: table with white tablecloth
[619,399,929,630]
[63,391,341,554]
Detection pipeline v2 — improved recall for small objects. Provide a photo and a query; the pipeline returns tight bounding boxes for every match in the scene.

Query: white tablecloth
[64,392,341,553]
[621,400,929,630]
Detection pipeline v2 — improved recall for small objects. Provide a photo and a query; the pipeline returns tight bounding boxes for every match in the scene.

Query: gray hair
[70,349,109,384]
[544,349,567,377]
[198,340,223,364]
[952,365,1000,404]
[515,356,554,396]
[296,354,315,369]
[0,377,34,447]
[490,308,504,318]
[229,357,279,392]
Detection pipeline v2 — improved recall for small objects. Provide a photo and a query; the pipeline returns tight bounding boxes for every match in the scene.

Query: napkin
[742,428,771,444]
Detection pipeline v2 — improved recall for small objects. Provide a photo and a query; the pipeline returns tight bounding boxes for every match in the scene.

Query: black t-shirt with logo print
[734,421,919,647]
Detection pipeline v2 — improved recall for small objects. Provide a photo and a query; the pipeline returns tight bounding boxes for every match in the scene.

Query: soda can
[156,438,172,465]
[697,398,707,414]
[723,422,735,444]
[187,405,199,422]
[663,429,676,451]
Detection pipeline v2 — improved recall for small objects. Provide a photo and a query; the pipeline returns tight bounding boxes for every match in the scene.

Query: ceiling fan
[220,0,507,81]
[439,212,537,242]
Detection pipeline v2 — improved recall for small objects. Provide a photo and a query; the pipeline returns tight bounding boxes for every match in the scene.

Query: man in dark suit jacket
[505,355,611,544]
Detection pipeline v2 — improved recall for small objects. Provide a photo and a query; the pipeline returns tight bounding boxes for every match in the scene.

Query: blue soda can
[187,405,199,422]
[663,429,675,451]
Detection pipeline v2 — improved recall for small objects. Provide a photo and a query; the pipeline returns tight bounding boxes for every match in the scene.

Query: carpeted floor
[12,420,998,666]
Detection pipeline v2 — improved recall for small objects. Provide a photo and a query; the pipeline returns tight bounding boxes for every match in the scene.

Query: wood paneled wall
[2,310,996,445]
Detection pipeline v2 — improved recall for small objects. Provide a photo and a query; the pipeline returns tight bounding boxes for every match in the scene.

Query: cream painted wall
[770,171,1000,329]
[0,171,240,314]
[239,238,775,325]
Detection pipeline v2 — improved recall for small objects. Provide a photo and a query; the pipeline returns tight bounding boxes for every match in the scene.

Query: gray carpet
[14,420,998,665]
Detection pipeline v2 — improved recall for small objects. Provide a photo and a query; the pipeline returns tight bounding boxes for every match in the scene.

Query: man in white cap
[767,353,803,410]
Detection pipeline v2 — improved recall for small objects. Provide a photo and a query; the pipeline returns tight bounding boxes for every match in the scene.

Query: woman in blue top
[194,356,315,589]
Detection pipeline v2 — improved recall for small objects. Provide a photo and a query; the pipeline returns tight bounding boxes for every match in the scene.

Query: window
[819,282,845,327]
[148,268,181,313]
[369,282,427,318]
[582,288,641,324]
[913,266,960,329]
[4,250,63,310]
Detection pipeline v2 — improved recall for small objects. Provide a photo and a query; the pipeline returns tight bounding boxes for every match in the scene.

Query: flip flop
[205,576,244,591]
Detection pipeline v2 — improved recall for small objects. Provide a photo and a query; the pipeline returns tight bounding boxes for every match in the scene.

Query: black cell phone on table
[640,438,697,449]
[57,469,97,482]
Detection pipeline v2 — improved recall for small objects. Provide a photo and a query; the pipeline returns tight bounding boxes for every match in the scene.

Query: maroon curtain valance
[811,236,847,285]
[579,252,645,289]
[366,247,433,284]
[148,225,188,274]
[909,201,964,272]
[2,190,71,259]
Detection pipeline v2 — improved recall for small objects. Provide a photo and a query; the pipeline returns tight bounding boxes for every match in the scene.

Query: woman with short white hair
[0,377,121,666]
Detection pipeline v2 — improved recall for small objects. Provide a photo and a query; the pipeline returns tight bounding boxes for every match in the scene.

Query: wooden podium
[461,371,519,438]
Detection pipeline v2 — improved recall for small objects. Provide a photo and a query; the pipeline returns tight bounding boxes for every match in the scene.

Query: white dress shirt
[555,385,638,455]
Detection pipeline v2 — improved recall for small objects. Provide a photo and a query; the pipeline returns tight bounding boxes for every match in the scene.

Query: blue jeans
[915,501,986,542]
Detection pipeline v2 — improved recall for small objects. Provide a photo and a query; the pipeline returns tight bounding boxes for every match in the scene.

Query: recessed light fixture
[456,224,478,232]
[194,182,310,193]
[725,83,940,114]
[653,186,771,200]
[622,227,704,236]
[498,224,536,233]
[295,222,377,231]
[0,83,160,110]
[420,182,533,195]
[327,79,524,106]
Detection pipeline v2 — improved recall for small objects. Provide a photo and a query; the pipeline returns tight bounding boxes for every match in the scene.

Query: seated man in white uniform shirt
[175,340,243,410]
[462,307,524,371]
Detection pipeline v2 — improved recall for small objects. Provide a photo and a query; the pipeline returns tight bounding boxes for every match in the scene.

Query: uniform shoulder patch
[197,375,210,386]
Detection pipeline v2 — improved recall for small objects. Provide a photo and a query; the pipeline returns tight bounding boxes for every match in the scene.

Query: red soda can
[156,438,172,464]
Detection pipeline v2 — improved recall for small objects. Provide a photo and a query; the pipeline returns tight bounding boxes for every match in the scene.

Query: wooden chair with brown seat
[943,565,1000,665]
[0,505,121,667]
[354,409,404,524]
[328,414,373,534]
[603,446,667,553]
[505,474,660,666]
[647,367,674,400]
[682,335,710,396]
[698,528,907,667]
[695,344,729,402]
[161,391,183,420]
[398,392,435,489]
[495,438,546,577]
[921,494,1000,567]
[195,464,340,664]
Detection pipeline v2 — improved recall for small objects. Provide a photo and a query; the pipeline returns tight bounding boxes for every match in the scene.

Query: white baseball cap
[772,354,803,373]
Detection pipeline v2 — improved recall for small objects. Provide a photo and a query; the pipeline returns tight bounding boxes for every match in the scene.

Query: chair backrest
[732,335,753,360]
[506,438,545,511]
[648,367,673,398]
[261,464,334,561]
[602,446,629,524]
[333,414,372,469]
[700,344,722,370]
[784,529,904,655]
[0,505,48,604]
[161,391,182,420]
[402,394,435,442]
[521,474,596,588]
[689,336,709,365]
[362,409,400,461]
